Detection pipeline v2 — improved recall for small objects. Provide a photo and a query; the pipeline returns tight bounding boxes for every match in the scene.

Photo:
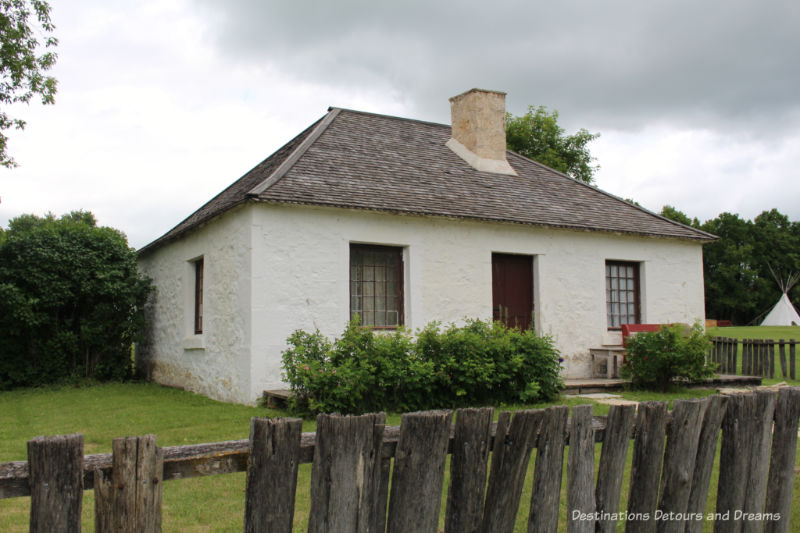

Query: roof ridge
[328,106,452,129]
[247,108,341,196]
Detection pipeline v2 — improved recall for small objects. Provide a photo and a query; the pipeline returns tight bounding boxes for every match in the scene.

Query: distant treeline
[660,207,800,325]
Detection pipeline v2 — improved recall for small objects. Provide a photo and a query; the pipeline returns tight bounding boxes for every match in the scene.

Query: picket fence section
[710,337,797,379]
[1,388,799,533]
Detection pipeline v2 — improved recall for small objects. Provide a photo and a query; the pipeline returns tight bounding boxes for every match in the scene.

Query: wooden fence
[2,389,799,532]
[711,337,797,379]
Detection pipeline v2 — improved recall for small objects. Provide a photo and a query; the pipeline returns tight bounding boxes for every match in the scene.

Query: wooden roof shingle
[140,107,714,254]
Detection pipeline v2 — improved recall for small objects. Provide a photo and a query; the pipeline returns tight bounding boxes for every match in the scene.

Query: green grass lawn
[707,325,800,386]
[0,382,797,532]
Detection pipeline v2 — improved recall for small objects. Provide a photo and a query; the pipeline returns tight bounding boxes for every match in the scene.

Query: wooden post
[778,340,787,379]
[768,340,775,378]
[595,404,636,533]
[763,387,800,533]
[307,413,385,533]
[244,417,302,533]
[527,405,569,533]
[107,435,163,533]
[741,341,749,376]
[625,401,668,533]
[28,434,84,533]
[728,337,735,373]
[444,407,493,533]
[715,393,757,533]
[385,410,452,533]
[95,435,164,533]
[790,340,796,380]
[685,395,728,533]
[657,399,708,533]
[566,405,595,533]
[480,409,543,533]
[742,391,777,533]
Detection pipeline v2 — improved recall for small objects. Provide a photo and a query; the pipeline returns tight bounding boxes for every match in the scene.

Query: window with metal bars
[606,260,640,329]
[194,258,204,334]
[350,244,403,328]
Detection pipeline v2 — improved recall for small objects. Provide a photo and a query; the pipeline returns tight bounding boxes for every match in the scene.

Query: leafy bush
[281,318,563,415]
[620,323,715,390]
[0,211,153,389]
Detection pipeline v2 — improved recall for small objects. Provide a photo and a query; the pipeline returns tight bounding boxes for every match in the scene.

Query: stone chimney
[446,88,516,175]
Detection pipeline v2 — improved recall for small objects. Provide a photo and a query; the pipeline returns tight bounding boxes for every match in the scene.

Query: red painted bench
[621,323,664,347]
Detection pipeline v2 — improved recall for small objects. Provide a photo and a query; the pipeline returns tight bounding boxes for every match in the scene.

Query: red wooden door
[492,253,533,330]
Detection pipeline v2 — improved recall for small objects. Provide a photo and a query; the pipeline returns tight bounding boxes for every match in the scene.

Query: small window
[194,258,204,334]
[606,260,640,329]
[350,244,403,328]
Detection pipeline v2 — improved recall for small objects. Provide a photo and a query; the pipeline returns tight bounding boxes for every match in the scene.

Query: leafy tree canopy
[660,205,700,228]
[0,0,58,168]
[0,211,152,389]
[664,206,800,325]
[505,105,599,184]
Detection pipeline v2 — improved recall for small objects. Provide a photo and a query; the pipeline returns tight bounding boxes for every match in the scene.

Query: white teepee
[760,269,800,326]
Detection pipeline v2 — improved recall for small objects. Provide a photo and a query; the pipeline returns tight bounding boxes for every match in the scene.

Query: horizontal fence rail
[710,337,797,380]
[2,389,799,533]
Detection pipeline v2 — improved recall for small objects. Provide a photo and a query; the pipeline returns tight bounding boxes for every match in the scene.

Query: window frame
[605,260,640,330]
[194,257,204,334]
[349,243,404,329]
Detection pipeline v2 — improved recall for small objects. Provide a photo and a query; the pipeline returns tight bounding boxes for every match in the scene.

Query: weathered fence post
[685,395,728,533]
[768,340,775,378]
[98,435,163,533]
[244,417,302,533]
[444,407,493,533]
[566,405,595,533]
[778,340,788,379]
[731,338,739,375]
[790,340,796,380]
[28,434,84,533]
[527,405,569,533]
[715,393,757,533]
[307,413,385,533]
[763,387,800,533]
[626,401,668,533]
[741,391,778,533]
[595,403,636,533]
[480,409,543,533]
[385,410,452,533]
[657,398,708,533]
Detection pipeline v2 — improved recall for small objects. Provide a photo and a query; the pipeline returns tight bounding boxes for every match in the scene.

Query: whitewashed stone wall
[139,202,706,404]
[137,206,253,404]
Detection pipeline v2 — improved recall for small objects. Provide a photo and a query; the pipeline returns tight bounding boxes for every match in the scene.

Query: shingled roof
[140,107,714,253]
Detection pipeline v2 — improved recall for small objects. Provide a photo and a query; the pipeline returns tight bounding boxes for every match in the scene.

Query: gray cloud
[193,0,800,134]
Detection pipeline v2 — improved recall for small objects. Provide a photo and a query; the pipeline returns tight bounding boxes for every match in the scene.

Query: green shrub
[281,317,563,415]
[620,323,716,391]
[0,211,153,389]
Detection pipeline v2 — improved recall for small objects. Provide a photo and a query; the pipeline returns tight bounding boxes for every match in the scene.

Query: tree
[700,212,759,324]
[660,205,700,228]
[698,209,800,324]
[0,211,152,389]
[505,105,599,184]
[0,0,58,168]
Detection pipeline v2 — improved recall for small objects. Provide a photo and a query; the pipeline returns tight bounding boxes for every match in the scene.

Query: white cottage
[137,89,714,404]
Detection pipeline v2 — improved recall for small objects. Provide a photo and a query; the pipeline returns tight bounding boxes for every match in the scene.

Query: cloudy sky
[2,0,799,248]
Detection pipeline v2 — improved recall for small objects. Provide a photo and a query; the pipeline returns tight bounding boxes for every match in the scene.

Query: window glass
[605,260,640,329]
[350,244,403,327]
